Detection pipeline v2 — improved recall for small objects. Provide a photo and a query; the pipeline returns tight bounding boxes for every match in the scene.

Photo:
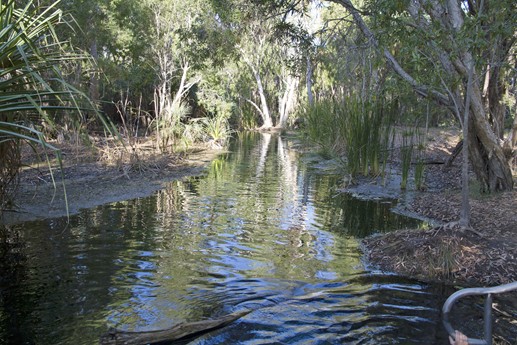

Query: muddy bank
[356,135,517,287]
[1,146,223,226]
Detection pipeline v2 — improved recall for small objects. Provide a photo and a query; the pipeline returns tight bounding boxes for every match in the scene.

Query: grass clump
[302,96,393,177]
[397,127,427,190]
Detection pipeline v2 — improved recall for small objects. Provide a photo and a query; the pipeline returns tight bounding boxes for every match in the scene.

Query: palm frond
[0,0,112,215]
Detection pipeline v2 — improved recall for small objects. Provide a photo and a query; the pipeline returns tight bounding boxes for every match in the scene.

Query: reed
[414,158,425,190]
[302,100,340,158]
[414,137,426,190]
[302,97,392,177]
[400,130,414,190]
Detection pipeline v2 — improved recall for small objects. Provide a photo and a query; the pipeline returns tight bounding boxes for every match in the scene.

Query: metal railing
[442,281,517,345]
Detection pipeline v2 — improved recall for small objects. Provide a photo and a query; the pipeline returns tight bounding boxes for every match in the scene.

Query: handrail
[442,281,517,345]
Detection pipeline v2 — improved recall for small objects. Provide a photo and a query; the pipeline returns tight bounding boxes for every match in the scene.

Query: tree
[238,14,277,129]
[213,0,305,129]
[326,0,515,192]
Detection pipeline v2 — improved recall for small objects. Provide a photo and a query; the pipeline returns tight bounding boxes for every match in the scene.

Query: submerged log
[99,310,251,345]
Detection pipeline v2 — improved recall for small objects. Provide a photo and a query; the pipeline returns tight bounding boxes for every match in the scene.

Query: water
[0,133,458,344]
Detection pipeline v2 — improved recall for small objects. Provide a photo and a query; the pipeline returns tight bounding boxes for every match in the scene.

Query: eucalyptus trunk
[278,76,298,129]
[252,67,273,129]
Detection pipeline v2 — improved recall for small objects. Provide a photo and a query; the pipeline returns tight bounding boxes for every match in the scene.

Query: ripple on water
[0,134,466,345]
[188,275,445,344]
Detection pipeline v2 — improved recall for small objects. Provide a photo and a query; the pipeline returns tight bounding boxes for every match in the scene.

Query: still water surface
[0,133,456,344]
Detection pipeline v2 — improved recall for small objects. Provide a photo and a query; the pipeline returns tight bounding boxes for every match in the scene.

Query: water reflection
[0,133,460,344]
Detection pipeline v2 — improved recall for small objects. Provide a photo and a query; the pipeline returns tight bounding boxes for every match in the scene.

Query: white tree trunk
[306,55,314,106]
[253,67,273,128]
[278,76,299,128]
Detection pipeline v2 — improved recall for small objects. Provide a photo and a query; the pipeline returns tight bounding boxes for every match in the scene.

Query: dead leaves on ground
[364,223,517,286]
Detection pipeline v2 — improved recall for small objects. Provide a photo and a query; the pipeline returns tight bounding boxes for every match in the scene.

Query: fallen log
[99,310,251,345]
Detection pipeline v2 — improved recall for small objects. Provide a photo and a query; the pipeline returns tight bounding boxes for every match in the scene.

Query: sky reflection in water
[0,133,453,345]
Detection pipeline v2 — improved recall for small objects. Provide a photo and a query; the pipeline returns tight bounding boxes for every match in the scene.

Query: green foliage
[0,0,108,211]
[414,155,425,191]
[341,98,392,177]
[302,97,393,177]
[414,131,426,190]
[202,116,232,145]
[301,100,340,157]
[178,118,205,151]
[397,127,427,190]
[196,64,238,121]
[156,101,191,152]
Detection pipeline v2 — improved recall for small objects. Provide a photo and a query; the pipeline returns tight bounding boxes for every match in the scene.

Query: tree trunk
[468,80,514,192]
[100,310,250,345]
[172,61,189,107]
[331,0,514,192]
[253,68,273,128]
[486,65,505,139]
[460,62,473,227]
[306,55,314,106]
[510,113,517,148]
[278,75,298,128]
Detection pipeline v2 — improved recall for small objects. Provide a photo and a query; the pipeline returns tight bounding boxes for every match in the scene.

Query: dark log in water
[99,310,251,345]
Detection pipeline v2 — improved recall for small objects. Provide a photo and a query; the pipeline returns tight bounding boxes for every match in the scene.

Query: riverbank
[0,138,224,225]
[358,128,517,287]
[359,143,517,344]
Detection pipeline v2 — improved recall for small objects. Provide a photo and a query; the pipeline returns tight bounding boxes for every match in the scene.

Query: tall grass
[302,100,339,158]
[302,97,393,177]
[400,131,413,190]
[399,127,427,190]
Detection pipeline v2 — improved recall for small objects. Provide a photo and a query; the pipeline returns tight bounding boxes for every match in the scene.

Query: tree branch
[328,0,451,107]
[244,98,264,117]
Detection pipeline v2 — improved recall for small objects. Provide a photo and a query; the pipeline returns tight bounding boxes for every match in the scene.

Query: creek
[0,133,458,344]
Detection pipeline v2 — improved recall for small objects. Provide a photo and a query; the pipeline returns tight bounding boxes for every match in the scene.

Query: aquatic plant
[414,140,426,191]
[302,97,393,177]
[202,115,232,147]
[301,99,339,158]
